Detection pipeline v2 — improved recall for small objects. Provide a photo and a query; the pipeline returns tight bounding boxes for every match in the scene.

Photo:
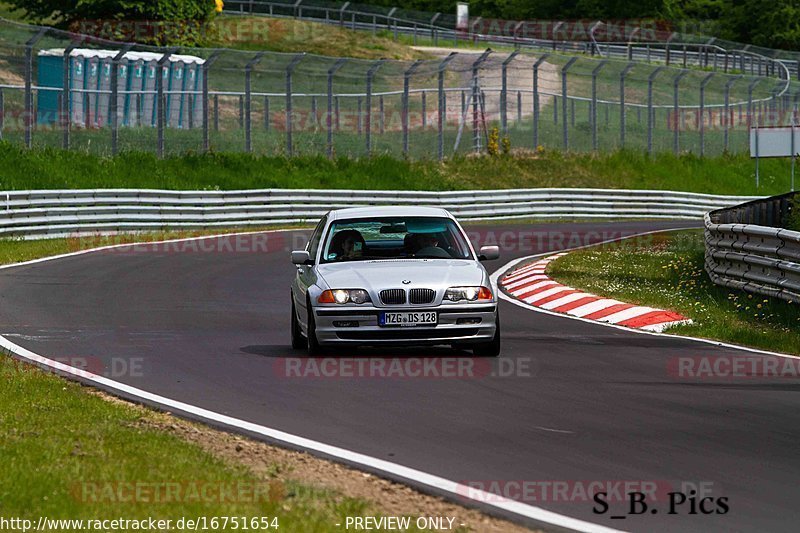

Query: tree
[5,0,216,45]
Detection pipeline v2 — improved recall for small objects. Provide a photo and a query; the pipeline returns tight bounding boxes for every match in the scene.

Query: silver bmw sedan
[290,206,501,356]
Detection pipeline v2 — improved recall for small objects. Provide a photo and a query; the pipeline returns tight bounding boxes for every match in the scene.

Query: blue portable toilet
[37,49,205,128]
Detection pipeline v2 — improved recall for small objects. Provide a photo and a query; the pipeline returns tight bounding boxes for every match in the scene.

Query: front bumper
[313,304,497,346]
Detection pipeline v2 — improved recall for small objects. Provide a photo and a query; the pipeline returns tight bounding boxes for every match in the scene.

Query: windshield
[320,217,474,263]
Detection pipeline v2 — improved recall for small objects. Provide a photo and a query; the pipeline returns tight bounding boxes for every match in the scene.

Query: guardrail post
[619,62,635,148]
[202,50,221,152]
[157,48,177,158]
[327,58,347,159]
[365,59,385,155]
[471,50,492,153]
[24,27,47,149]
[699,72,715,157]
[590,60,608,151]
[533,54,550,149]
[61,37,84,150]
[438,53,456,160]
[723,75,742,153]
[285,53,305,157]
[672,70,688,154]
[244,52,265,153]
[501,51,519,136]
[647,66,666,155]
[561,57,578,150]
[110,44,134,156]
[402,60,423,157]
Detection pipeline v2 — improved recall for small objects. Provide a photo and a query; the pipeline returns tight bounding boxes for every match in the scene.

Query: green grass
[0,141,793,196]
[209,15,430,60]
[0,355,436,531]
[547,230,800,355]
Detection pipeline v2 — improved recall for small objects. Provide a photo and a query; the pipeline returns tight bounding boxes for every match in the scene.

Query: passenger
[330,229,366,260]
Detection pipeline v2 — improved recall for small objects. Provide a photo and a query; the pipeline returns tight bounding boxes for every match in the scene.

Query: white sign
[456,2,469,31]
[750,126,800,158]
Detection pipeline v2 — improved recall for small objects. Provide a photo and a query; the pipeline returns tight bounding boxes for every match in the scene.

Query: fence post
[619,62,635,148]
[156,48,177,158]
[244,52,265,153]
[647,66,666,155]
[339,2,349,27]
[365,59,385,155]
[747,79,760,130]
[285,53,305,157]
[110,44,133,156]
[402,60,423,157]
[61,38,84,150]
[561,57,578,150]
[438,53,456,161]
[532,54,550,149]
[664,33,676,67]
[671,70,688,154]
[327,58,347,159]
[430,12,441,45]
[202,51,220,152]
[699,72,716,157]
[626,28,640,61]
[421,91,427,128]
[590,60,607,151]
[723,75,742,153]
[501,51,519,136]
[24,27,47,149]
[471,50,492,153]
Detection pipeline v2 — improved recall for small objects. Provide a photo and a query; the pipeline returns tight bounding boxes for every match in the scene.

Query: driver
[413,233,450,258]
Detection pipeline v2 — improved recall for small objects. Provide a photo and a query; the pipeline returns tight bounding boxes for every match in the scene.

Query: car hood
[317,259,486,290]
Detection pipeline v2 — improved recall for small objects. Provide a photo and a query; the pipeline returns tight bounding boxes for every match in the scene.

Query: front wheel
[472,313,501,357]
[306,296,324,356]
[291,295,307,350]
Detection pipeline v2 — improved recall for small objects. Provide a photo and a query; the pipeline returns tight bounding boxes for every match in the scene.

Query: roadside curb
[499,253,692,332]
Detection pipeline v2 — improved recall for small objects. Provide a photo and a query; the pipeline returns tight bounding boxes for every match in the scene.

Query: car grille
[409,288,436,304]
[380,289,406,305]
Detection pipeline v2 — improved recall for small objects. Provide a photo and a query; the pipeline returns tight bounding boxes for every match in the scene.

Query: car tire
[472,313,501,357]
[306,296,324,356]
[291,295,307,350]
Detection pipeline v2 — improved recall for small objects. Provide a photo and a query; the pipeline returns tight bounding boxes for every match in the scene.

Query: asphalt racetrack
[1,220,798,532]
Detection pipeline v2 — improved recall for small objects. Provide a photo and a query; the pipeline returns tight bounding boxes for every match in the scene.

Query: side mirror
[291,250,312,265]
[478,245,500,261]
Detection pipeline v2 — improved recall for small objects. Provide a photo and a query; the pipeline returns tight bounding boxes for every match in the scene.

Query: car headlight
[444,286,493,302]
[318,289,371,304]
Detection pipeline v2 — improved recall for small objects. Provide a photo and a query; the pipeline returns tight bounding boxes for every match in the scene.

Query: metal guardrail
[705,192,800,302]
[1,188,758,239]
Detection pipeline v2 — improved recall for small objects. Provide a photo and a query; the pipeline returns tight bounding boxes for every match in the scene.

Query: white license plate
[380,311,438,327]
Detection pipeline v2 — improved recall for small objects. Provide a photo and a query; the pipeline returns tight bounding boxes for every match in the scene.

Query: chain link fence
[0,17,796,159]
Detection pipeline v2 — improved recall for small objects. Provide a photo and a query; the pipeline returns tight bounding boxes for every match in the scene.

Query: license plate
[379,311,438,327]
